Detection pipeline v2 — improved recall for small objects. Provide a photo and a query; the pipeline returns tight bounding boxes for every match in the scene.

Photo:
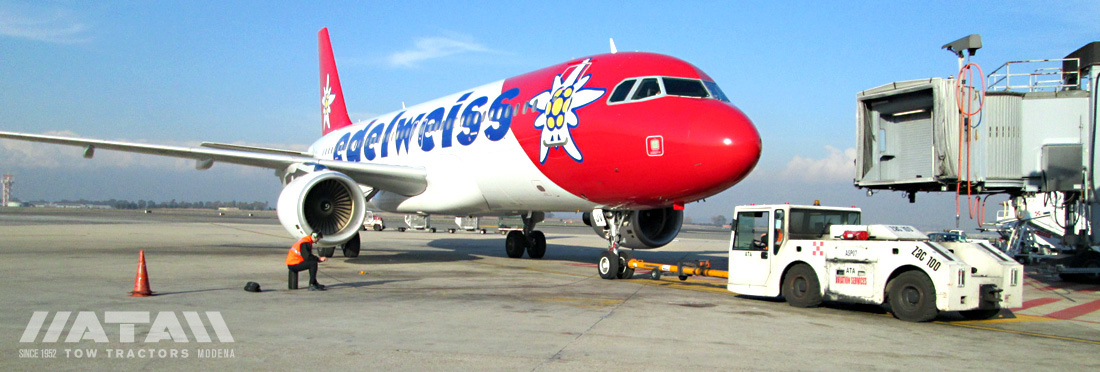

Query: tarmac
[1,207,1098,371]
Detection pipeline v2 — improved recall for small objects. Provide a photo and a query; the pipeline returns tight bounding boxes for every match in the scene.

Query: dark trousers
[287,261,319,285]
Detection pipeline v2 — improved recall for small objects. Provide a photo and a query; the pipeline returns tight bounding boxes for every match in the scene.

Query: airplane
[0,28,761,280]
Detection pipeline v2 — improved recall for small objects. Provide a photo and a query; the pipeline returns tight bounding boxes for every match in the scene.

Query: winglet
[609,38,617,54]
[319,28,353,136]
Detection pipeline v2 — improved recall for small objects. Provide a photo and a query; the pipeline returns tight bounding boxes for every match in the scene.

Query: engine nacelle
[587,207,684,249]
[277,170,366,247]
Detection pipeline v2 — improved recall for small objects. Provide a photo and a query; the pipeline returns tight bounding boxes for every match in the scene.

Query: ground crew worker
[287,232,327,291]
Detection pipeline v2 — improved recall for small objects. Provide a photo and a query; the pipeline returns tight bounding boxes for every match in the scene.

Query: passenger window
[733,211,770,251]
[631,78,661,100]
[662,77,709,98]
[609,79,636,102]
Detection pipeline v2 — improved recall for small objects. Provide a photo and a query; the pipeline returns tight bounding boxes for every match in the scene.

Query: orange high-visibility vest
[286,236,313,265]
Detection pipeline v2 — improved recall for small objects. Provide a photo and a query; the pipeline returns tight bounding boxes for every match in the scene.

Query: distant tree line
[28,199,272,210]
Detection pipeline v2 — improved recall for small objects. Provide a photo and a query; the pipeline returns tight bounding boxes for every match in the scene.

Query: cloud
[779,146,856,183]
[0,4,90,44]
[387,34,493,67]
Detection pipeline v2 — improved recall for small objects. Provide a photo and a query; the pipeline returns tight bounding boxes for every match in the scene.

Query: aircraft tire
[341,233,361,258]
[598,251,619,280]
[617,250,634,279]
[527,231,546,259]
[505,231,526,258]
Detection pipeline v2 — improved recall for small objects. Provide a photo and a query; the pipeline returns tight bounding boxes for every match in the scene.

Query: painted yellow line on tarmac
[942,321,1100,345]
[623,278,735,296]
[949,314,1057,324]
[210,223,289,239]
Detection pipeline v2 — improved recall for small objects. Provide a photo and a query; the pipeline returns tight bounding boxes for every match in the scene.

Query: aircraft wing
[0,131,427,196]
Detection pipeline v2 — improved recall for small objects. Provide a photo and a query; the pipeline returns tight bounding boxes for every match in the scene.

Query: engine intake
[586,207,683,249]
[277,170,366,246]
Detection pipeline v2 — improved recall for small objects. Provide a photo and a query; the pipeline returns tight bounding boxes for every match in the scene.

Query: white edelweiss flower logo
[321,74,337,130]
[530,59,604,163]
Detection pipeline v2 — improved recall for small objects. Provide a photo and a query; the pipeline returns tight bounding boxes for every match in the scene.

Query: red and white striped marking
[1011,275,1100,322]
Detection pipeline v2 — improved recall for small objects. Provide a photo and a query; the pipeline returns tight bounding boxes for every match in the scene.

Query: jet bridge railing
[986,58,1082,92]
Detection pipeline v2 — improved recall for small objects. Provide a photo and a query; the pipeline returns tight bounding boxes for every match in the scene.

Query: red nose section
[505,52,762,208]
[672,102,761,203]
[515,96,761,209]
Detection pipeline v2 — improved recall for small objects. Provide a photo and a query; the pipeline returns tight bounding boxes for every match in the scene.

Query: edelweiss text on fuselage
[332,88,520,162]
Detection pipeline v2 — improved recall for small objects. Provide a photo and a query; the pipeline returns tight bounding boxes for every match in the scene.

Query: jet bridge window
[662,77,709,98]
[608,79,637,103]
[631,78,662,100]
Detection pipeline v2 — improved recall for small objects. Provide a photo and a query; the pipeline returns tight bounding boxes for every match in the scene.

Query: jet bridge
[855,38,1100,278]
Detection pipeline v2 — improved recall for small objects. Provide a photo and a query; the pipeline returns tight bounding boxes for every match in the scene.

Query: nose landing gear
[595,210,634,280]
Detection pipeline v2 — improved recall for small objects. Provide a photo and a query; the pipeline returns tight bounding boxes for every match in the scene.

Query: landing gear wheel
[429,227,436,233]
[448,228,456,234]
[479,229,487,234]
[527,231,546,259]
[341,233,361,258]
[598,251,619,280]
[888,271,938,322]
[397,227,406,232]
[617,250,634,279]
[959,309,1001,320]
[505,231,527,259]
[319,247,335,258]
[782,264,822,308]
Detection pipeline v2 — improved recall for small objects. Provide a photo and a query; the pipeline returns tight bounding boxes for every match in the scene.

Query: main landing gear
[504,212,547,259]
[596,210,634,280]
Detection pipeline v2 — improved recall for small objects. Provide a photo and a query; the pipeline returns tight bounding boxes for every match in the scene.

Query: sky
[1,1,1098,232]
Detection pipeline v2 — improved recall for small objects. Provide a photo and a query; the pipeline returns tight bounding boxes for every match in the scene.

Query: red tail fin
[319,28,353,136]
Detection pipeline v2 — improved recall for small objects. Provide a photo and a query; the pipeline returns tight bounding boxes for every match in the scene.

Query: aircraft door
[729,210,774,287]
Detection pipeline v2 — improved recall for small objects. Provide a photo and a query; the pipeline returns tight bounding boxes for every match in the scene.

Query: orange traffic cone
[129,250,154,297]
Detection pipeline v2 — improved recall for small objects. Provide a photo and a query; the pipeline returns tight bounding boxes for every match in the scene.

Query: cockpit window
[631,78,662,100]
[662,77,709,98]
[608,79,636,103]
[703,81,730,102]
[608,76,729,105]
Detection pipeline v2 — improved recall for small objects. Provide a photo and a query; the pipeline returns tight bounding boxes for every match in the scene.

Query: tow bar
[626,259,729,281]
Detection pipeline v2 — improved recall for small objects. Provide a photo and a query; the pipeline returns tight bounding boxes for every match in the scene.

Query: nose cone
[673,102,761,202]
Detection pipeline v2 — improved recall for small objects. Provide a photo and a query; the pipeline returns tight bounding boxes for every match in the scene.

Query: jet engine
[584,207,683,249]
[276,170,366,247]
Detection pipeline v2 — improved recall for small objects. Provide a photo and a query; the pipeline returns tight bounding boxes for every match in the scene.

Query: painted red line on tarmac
[1011,297,1060,311]
[1037,283,1100,292]
[1044,299,1100,320]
